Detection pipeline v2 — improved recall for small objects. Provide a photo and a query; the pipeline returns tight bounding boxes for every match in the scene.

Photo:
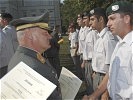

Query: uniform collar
[120,30,133,45]
[17,46,45,64]
[3,25,11,30]
[98,27,109,38]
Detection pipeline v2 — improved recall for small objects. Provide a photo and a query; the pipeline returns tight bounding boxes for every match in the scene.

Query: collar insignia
[37,53,45,64]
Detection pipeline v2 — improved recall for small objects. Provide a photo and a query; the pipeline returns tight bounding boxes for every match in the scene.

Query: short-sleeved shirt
[108,31,133,99]
[92,27,118,74]
[78,26,88,54]
[83,27,98,60]
[69,31,78,48]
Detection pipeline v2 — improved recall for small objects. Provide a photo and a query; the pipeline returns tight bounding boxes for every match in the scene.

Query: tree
[60,0,133,32]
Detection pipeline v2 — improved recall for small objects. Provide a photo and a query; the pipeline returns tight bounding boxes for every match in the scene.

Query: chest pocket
[96,42,104,53]
[86,35,92,43]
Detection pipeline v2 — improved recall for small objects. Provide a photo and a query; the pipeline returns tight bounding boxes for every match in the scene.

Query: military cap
[0,13,13,19]
[106,1,133,16]
[77,13,84,18]
[10,12,52,33]
[83,11,90,17]
[68,24,76,29]
[90,7,106,17]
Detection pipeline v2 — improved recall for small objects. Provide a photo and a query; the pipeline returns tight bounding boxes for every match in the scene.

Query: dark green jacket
[8,46,62,100]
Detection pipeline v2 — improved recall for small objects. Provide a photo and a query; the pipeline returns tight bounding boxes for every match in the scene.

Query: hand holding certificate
[0,62,56,100]
[59,67,82,100]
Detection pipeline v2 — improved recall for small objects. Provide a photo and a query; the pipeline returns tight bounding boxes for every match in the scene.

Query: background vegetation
[60,0,133,33]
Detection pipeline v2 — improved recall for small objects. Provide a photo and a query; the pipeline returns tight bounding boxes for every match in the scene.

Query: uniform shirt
[0,28,8,68]
[78,26,88,54]
[92,27,118,74]
[8,46,62,100]
[2,25,18,65]
[69,31,78,48]
[83,27,98,60]
[108,31,133,100]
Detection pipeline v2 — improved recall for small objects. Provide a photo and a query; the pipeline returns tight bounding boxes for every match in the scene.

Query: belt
[93,71,105,76]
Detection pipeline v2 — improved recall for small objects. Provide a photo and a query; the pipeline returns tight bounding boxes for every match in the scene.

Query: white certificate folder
[59,67,82,100]
[0,62,56,100]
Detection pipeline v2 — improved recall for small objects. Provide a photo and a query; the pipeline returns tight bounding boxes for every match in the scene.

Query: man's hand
[101,90,109,100]
[82,94,98,100]
[81,61,85,68]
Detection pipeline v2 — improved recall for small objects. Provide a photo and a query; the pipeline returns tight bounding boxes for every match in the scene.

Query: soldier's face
[89,15,99,30]
[77,17,84,27]
[107,13,127,38]
[83,16,90,27]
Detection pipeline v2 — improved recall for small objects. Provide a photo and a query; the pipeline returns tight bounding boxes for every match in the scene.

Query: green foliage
[60,0,133,32]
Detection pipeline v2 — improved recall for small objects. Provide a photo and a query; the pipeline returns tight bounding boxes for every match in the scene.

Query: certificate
[0,62,56,100]
[59,67,82,100]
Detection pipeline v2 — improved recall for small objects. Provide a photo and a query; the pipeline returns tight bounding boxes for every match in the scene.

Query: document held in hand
[0,62,56,100]
[59,67,82,100]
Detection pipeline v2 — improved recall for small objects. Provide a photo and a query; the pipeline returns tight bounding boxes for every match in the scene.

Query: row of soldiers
[68,1,132,100]
[0,0,132,99]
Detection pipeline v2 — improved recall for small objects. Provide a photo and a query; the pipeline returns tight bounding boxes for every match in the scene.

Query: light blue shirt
[108,31,133,99]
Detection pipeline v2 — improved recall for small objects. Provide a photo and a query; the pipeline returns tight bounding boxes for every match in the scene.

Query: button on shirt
[83,27,98,60]
[92,27,118,74]
[108,31,133,100]
[78,26,88,54]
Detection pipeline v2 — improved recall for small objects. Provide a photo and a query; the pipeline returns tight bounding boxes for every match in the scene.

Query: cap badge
[90,9,94,14]
[112,5,119,11]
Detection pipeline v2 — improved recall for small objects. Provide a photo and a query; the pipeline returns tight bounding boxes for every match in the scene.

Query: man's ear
[99,16,104,22]
[124,15,130,25]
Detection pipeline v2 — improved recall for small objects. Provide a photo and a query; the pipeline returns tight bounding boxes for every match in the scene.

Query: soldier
[88,7,118,99]
[7,12,62,100]
[82,11,98,95]
[83,1,133,100]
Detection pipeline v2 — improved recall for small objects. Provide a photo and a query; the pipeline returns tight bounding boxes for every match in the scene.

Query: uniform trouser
[79,54,86,81]
[71,55,83,80]
[0,65,8,79]
[93,72,105,91]
[84,60,93,95]
[93,72,106,99]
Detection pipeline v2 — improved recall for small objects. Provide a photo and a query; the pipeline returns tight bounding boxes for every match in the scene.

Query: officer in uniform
[82,1,133,100]
[8,12,62,100]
